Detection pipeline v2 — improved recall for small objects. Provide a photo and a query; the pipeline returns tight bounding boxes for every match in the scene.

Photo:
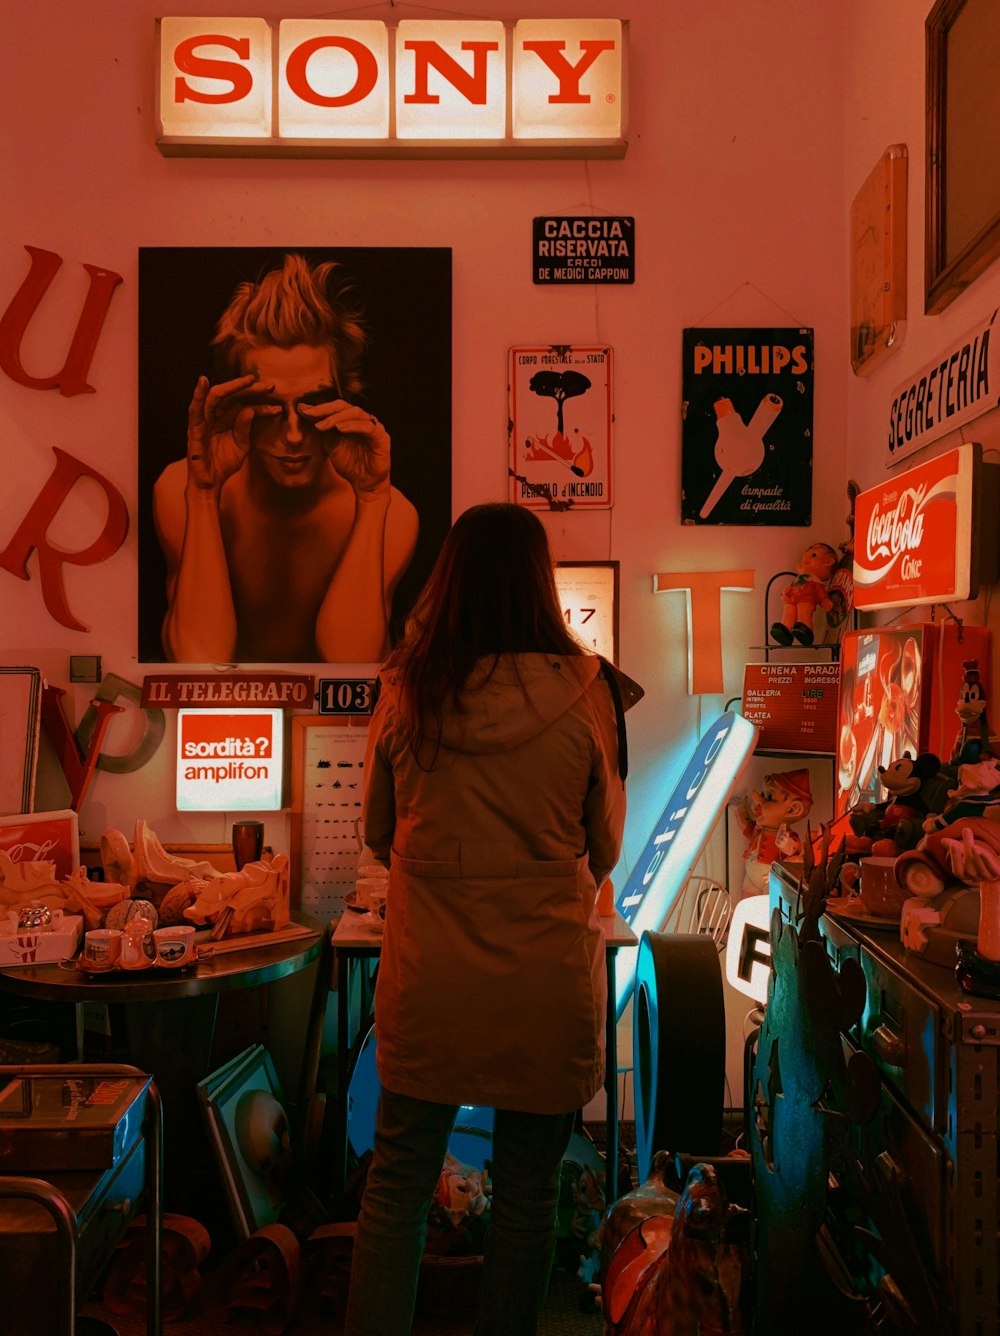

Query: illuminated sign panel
[176,708,283,811]
[155,16,627,157]
[854,442,992,609]
[614,711,758,1019]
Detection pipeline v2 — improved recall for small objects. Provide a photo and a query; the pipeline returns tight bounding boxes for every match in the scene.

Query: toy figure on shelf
[894,818,996,966]
[847,751,942,855]
[950,658,992,765]
[732,768,813,898]
[824,479,859,641]
[769,542,839,647]
[922,754,1000,834]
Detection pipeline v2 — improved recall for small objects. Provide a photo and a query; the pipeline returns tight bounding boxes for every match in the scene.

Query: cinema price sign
[156,16,627,159]
[176,708,284,811]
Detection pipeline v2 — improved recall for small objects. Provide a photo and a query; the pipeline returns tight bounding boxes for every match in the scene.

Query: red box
[836,625,937,815]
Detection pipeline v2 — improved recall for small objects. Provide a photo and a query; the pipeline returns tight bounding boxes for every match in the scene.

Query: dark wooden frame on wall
[926,0,1000,313]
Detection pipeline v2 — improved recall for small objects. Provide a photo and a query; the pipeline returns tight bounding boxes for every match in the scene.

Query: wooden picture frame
[850,144,907,376]
[290,715,369,921]
[0,667,42,815]
[926,0,1000,313]
[555,561,619,663]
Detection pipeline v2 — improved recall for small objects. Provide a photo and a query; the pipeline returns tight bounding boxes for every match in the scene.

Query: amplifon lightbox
[176,708,283,811]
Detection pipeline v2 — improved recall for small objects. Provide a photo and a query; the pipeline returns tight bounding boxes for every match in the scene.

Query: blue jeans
[344,1086,575,1336]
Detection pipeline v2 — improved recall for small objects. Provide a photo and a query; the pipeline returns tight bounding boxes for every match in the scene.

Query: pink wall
[2,0,850,888]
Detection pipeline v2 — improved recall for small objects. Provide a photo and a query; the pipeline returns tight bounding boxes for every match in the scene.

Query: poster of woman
[137,247,452,665]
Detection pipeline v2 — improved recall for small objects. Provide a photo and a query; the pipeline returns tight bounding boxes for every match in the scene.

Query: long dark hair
[385,502,587,743]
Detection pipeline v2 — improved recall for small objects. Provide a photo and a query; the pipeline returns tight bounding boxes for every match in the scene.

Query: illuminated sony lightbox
[176,709,284,811]
[156,16,627,158]
[614,711,758,1019]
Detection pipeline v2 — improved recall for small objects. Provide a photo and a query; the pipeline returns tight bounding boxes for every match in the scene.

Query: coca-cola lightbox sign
[853,443,993,610]
[155,16,627,158]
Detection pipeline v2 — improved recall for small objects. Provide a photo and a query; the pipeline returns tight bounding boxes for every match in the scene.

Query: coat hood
[384,652,604,756]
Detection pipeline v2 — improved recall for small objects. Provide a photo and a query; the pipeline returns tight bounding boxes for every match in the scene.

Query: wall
[2,1,853,1108]
[844,0,1000,678]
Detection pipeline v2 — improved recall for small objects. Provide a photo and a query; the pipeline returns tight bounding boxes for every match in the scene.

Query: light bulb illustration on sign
[681,327,814,527]
[176,709,284,811]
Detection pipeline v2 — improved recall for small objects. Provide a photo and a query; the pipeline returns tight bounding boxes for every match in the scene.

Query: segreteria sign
[156,16,628,158]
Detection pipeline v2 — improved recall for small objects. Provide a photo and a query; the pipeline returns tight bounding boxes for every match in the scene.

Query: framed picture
[727,754,835,901]
[851,144,907,376]
[926,0,1000,313]
[508,345,613,510]
[290,716,369,921]
[0,668,42,815]
[555,561,619,663]
[198,1044,291,1239]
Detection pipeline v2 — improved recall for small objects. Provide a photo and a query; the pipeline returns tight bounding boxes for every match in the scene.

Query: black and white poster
[681,327,814,526]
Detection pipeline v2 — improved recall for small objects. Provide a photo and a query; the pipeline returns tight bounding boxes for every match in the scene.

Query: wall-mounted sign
[176,709,284,811]
[554,561,618,662]
[741,661,840,754]
[532,216,634,284]
[316,679,376,715]
[854,442,998,609]
[613,711,758,1018]
[886,308,1000,466]
[156,17,627,158]
[681,327,814,526]
[143,673,314,709]
[508,345,613,509]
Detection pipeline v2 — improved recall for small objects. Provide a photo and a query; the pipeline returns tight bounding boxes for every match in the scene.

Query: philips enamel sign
[156,17,627,158]
[176,709,284,812]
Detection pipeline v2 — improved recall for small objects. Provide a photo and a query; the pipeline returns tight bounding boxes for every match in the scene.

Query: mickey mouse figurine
[770,542,839,647]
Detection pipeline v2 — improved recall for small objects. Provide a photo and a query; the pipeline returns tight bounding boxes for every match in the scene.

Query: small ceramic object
[153,924,197,967]
[83,928,123,971]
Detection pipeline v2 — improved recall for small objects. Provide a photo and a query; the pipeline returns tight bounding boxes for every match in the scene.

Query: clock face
[555,562,618,662]
[850,145,907,376]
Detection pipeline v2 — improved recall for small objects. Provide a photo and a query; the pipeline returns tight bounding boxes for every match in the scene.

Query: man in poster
[139,248,451,665]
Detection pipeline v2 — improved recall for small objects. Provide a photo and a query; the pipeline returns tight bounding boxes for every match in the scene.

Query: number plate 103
[317,678,376,716]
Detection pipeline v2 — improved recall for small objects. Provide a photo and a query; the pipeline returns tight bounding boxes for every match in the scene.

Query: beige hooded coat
[362,652,626,1114]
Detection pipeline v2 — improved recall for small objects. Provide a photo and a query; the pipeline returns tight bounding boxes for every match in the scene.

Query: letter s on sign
[174,35,253,104]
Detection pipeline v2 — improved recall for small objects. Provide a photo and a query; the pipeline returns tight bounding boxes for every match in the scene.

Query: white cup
[84,928,122,971]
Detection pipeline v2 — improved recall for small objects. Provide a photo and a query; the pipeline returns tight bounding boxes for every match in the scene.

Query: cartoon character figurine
[770,543,839,647]
[895,819,998,966]
[951,659,991,765]
[922,754,1000,834]
[824,480,859,640]
[847,751,942,854]
[733,768,814,899]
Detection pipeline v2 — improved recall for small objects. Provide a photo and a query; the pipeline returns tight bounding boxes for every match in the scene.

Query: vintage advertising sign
[156,17,627,158]
[143,673,314,709]
[613,711,758,1018]
[533,216,634,284]
[508,345,613,509]
[741,661,840,753]
[886,308,1000,465]
[681,328,814,526]
[853,443,992,609]
[0,810,80,882]
[835,627,934,815]
[176,709,284,811]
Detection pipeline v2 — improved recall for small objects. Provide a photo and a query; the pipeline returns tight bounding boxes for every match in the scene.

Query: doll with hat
[770,542,839,647]
[732,768,814,899]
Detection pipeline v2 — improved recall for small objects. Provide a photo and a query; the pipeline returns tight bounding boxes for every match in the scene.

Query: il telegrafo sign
[854,442,993,609]
[156,17,627,158]
[176,709,284,811]
[143,672,314,709]
[613,711,757,1019]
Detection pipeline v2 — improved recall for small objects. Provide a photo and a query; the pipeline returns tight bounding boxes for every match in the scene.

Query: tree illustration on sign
[525,369,595,478]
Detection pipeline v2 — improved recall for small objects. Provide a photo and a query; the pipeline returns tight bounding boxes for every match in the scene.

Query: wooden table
[0,922,322,1224]
[328,909,638,1208]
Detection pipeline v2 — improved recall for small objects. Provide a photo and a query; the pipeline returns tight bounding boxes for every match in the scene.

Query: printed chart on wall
[508,345,613,510]
[681,327,814,526]
[291,718,369,921]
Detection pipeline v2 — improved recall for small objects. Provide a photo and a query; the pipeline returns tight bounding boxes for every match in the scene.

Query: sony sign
[156,16,627,158]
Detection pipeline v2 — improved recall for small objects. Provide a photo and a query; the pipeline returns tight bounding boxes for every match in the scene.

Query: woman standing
[344,502,631,1335]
